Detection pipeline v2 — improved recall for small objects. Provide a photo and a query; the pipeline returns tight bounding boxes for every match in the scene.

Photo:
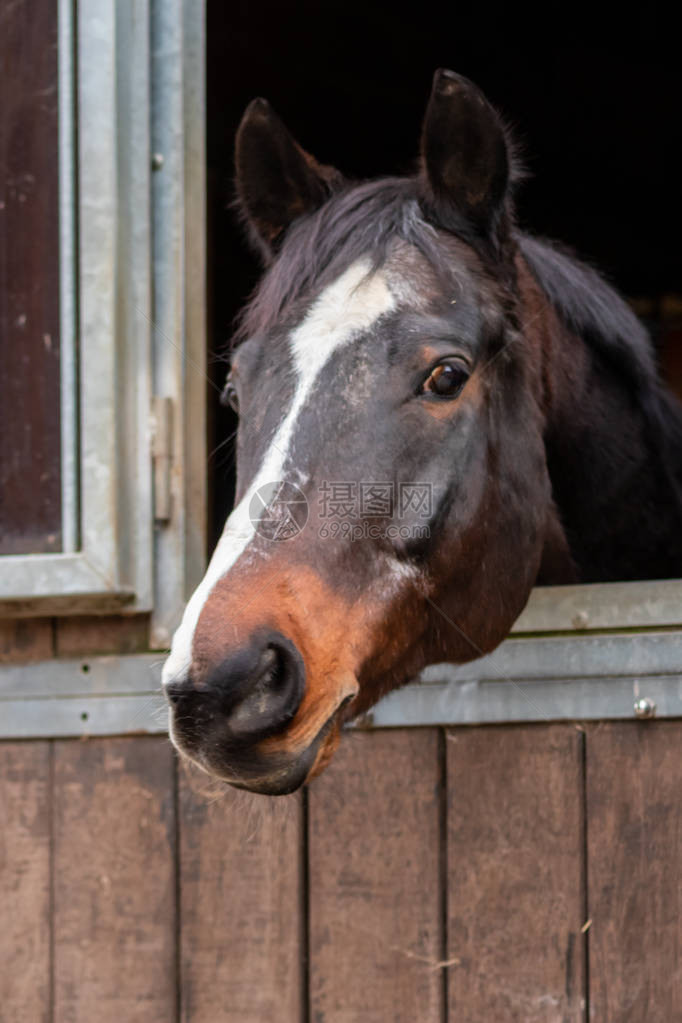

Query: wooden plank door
[4,721,682,1021]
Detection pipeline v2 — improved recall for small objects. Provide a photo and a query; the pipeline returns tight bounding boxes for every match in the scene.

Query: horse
[163,69,682,794]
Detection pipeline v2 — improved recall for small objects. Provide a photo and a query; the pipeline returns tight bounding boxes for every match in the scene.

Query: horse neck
[518,258,682,583]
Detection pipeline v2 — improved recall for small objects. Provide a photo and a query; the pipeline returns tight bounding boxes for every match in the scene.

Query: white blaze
[162,258,396,686]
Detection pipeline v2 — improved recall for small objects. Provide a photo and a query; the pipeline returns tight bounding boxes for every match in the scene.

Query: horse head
[163,70,564,793]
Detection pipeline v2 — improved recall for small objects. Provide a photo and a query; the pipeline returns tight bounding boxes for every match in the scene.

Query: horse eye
[422,361,470,399]
[221,376,239,413]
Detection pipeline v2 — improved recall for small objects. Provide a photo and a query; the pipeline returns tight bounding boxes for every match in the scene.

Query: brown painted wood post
[0,742,52,1023]
[446,724,586,1021]
[308,728,444,1023]
[52,737,177,1023]
[178,768,304,1023]
[586,721,682,1022]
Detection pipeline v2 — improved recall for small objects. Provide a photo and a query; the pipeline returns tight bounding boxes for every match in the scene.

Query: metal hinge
[151,396,174,523]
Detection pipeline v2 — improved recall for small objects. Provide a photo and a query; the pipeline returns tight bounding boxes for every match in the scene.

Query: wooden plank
[0,742,51,1022]
[56,614,151,657]
[447,724,585,1022]
[308,729,443,1023]
[586,721,682,1022]
[53,737,176,1022]
[179,765,303,1022]
[0,0,62,554]
[0,618,53,663]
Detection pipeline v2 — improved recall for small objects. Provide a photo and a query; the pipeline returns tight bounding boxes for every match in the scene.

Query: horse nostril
[169,633,306,747]
[225,636,305,743]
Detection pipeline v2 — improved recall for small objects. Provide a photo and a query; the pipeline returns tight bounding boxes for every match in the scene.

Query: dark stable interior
[206,4,682,554]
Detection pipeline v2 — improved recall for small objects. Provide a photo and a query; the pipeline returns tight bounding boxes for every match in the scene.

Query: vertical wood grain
[55,615,151,656]
[178,767,303,1022]
[308,728,444,1023]
[447,724,586,1022]
[0,742,51,1022]
[53,737,176,1023]
[586,721,682,1022]
[0,618,54,663]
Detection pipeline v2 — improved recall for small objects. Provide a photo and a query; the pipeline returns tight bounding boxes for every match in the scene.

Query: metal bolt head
[151,152,164,171]
[634,697,657,719]
[572,610,589,630]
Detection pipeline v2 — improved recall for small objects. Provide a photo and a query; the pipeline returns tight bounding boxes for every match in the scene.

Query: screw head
[151,152,164,171]
[634,697,657,719]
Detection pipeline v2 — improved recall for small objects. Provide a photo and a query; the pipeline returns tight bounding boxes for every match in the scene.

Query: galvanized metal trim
[0,696,167,739]
[114,0,154,609]
[422,630,682,683]
[512,578,682,633]
[3,633,682,739]
[0,654,161,698]
[0,552,121,604]
[0,654,165,738]
[367,630,682,727]
[149,0,207,648]
[77,0,120,582]
[365,675,682,728]
[58,0,79,554]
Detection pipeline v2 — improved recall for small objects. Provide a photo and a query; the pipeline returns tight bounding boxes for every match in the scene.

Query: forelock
[232,178,461,346]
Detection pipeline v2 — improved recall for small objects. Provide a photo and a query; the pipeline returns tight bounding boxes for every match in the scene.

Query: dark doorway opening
[206,3,682,549]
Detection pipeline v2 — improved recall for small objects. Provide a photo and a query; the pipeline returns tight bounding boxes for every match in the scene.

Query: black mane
[518,237,682,583]
[520,233,682,479]
[518,234,659,396]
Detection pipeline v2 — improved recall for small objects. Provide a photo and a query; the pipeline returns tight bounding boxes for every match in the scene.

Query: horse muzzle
[164,628,357,794]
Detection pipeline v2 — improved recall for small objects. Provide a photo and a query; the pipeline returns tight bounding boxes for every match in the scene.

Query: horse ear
[235,98,342,261]
[419,69,511,244]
